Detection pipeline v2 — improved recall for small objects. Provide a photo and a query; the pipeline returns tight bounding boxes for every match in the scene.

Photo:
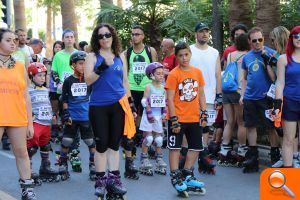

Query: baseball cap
[30,38,46,48]
[195,22,209,32]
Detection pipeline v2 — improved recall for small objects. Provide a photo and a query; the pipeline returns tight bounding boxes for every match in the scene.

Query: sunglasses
[292,33,300,40]
[131,33,142,37]
[251,38,263,43]
[98,33,112,40]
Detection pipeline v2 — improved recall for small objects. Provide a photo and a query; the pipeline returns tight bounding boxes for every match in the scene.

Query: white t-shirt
[190,44,219,104]
[19,45,34,63]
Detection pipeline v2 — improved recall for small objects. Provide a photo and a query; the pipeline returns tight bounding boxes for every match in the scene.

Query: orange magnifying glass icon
[268,170,295,198]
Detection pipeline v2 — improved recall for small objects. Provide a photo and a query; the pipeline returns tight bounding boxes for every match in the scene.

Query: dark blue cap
[195,22,209,32]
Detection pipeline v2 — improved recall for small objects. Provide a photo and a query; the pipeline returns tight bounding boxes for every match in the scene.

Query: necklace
[0,56,16,69]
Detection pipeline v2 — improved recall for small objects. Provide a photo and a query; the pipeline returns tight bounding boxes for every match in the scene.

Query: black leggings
[89,102,125,153]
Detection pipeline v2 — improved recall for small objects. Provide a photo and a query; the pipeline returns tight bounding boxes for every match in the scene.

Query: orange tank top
[0,61,28,127]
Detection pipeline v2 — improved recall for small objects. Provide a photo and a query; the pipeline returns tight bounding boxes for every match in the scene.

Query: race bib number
[265,109,274,121]
[267,84,276,99]
[71,83,87,97]
[207,110,217,123]
[132,62,147,74]
[150,94,166,107]
[38,106,52,120]
[62,72,72,81]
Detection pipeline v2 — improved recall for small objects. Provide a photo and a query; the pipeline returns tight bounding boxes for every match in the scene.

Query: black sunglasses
[98,33,112,40]
[292,33,300,40]
[251,38,263,43]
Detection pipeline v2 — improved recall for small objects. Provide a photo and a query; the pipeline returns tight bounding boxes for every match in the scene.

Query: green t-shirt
[128,48,152,91]
[12,50,26,66]
[52,49,77,83]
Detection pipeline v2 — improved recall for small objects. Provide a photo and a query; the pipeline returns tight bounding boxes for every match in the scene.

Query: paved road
[0,142,260,200]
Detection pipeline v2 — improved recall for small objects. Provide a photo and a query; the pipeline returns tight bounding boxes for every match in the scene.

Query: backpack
[221,53,244,92]
[126,45,152,72]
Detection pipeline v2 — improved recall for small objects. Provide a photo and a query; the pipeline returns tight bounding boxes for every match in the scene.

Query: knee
[61,137,74,148]
[143,135,154,147]
[14,147,29,159]
[83,138,95,148]
[154,135,163,148]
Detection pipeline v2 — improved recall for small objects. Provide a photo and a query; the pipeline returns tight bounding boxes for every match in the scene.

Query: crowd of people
[0,21,299,200]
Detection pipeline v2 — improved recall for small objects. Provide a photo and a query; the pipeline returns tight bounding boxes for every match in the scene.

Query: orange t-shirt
[165,66,205,123]
[0,61,28,126]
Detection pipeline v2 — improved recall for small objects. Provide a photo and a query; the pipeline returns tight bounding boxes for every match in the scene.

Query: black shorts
[49,92,60,101]
[282,98,300,121]
[223,92,240,104]
[63,120,93,140]
[131,90,144,116]
[167,122,203,151]
[89,102,125,153]
[243,98,274,128]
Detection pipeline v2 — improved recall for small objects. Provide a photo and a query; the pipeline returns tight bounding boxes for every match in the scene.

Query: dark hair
[230,24,248,41]
[90,23,121,56]
[0,28,14,42]
[248,27,263,40]
[175,41,191,56]
[235,33,250,51]
[52,40,63,58]
[15,28,26,34]
[132,25,144,33]
[79,41,88,51]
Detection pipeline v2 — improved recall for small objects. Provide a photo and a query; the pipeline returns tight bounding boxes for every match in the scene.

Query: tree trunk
[117,0,123,8]
[13,0,26,30]
[46,5,52,58]
[53,10,56,41]
[228,0,252,30]
[256,0,280,46]
[212,0,223,54]
[60,0,78,42]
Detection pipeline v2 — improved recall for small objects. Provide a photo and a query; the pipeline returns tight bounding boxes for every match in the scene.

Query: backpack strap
[126,47,133,72]
[235,53,246,62]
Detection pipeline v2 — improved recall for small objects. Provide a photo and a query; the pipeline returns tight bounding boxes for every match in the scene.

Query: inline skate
[89,161,96,181]
[243,146,259,173]
[95,175,107,200]
[198,149,216,175]
[106,172,127,200]
[39,160,60,182]
[58,156,70,181]
[20,179,37,200]
[69,149,82,172]
[182,168,206,195]
[154,153,167,175]
[139,153,153,176]
[170,169,188,198]
[124,157,139,180]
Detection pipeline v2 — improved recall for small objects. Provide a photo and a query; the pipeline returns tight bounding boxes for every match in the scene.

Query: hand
[170,116,180,134]
[62,109,72,125]
[133,112,138,121]
[94,60,109,75]
[27,124,34,139]
[200,110,208,127]
[239,96,244,105]
[52,114,57,124]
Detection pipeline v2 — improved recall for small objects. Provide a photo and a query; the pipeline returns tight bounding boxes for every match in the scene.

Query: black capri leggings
[89,102,125,153]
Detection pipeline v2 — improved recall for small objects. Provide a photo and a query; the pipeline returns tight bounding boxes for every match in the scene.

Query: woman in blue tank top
[84,23,136,199]
[275,25,300,167]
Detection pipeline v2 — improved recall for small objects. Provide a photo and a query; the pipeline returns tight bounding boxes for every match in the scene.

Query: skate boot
[182,168,206,195]
[198,148,216,175]
[170,169,188,198]
[69,149,82,172]
[58,156,70,181]
[148,145,156,159]
[31,172,42,186]
[270,147,281,166]
[94,175,107,200]
[293,153,300,168]
[242,146,259,173]
[179,147,188,170]
[139,153,153,176]
[154,153,167,175]
[20,179,37,200]
[218,144,238,167]
[272,158,283,168]
[106,172,127,200]
[89,162,96,181]
[39,160,60,182]
[236,145,248,167]
[208,140,221,159]
[124,157,139,180]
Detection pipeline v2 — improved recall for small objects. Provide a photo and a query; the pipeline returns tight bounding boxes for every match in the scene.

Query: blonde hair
[269,26,290,54]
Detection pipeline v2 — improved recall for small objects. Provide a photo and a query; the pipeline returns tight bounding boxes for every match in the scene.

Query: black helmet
[70,51,87,65]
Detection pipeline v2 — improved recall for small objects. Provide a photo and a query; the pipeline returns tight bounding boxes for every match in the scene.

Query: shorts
[131,90,144,116]
[139,111,163,133]
[223,92,240,104]
[63,120,94,140]
[243,98,274,128]
[282,98,300,121]
[89,102,125,153]
[27,123,51,148]
[167,122,203,151]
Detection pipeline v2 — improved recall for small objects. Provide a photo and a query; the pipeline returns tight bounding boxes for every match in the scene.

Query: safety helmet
[145,62,164,79]
[27,62,47,77]
[70,51,87,65]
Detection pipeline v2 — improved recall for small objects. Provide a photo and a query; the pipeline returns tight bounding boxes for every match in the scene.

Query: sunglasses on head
[251,38,263,43]
[98,33,112,40]
[292,33,300,40]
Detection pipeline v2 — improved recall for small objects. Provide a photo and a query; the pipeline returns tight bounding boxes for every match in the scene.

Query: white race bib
[62,72,72,81]
[132,62,147,74]
[150,94,166,108]
[38,106,52,120]
[71,83,87,97]
[207,110,217,123]
[265,109,274,121]
[267,84,276,99]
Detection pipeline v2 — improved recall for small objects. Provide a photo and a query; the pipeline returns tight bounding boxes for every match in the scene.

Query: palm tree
[256,0,280,45]
[228,0,252,30]
[13,0,26,30]
[60,0,78,41]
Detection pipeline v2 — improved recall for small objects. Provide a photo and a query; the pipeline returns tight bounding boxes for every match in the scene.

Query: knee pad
[83,138,95,148]
[40,143,52,152]
[143,135,154,147]
[202,126,210,134]
[27,146,38,157]
[61,137,74,148]
[154,135,163,148]
[122,137,134,151]
[95,141,108,153]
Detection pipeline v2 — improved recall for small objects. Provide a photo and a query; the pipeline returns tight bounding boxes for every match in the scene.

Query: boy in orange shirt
[165,42,207,197]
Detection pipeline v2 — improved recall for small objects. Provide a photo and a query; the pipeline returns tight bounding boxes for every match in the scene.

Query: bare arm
[215,55,222,94]
[84,53,99,86]
[266,65,276,83]
[150,47,158,62]
[275,55,287,99]
[240,69,248,105]
[24,69,34,138]
[199,86,206,111]
[167,89,176,117]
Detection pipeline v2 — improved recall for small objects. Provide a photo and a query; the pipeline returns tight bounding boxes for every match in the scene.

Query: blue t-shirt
[283,58,300,101]
[62,75,91,121]
[242,46,275,100]
[89,54,125,106]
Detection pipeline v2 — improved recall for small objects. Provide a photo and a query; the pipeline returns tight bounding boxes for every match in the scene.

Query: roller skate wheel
[178,191,189,198]
[199,188,206,195]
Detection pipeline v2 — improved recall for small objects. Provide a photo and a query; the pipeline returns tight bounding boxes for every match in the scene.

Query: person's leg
[168,121,184,171]
[0,127,4,139]
[222,103,235,145]
[282,120,297,167]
